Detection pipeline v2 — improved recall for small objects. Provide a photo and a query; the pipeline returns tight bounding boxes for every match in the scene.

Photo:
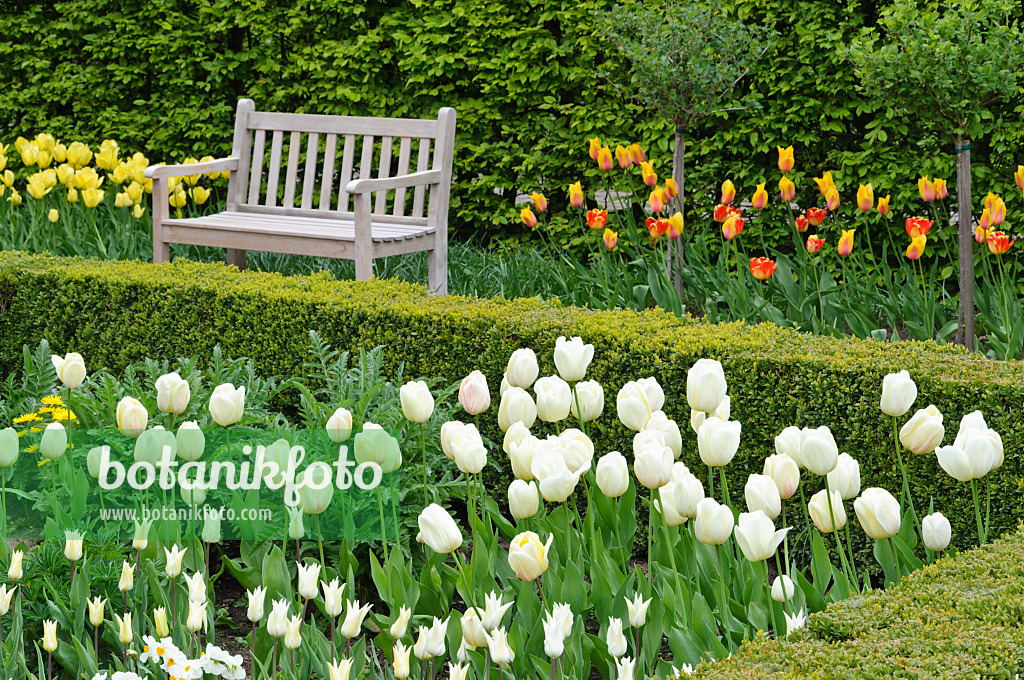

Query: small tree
[596,3,777,292]
[848,0,1024,350]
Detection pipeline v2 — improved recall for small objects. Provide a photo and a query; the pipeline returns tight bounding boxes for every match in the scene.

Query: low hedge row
[0,252,1021,558]
[697,524,1024,679]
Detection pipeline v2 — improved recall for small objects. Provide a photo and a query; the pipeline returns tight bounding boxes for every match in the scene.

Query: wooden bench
[145,99,456,293]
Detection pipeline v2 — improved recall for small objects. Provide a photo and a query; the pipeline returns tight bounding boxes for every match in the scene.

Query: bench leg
[355,254,373,281]
[428,246,447,295]
[154,240,170,264]
[226,248,247,271]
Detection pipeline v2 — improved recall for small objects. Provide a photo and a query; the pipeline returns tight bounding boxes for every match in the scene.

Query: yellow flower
[65,142,93,169]
[126,181,144,205]
[13,137,29,154]
[13,413,42,424]
[19,143,38,167]
[95,140,119,171]
[115,192,132,208]
[169,187,187,209]
[52,142,67,163]
[34,133,55,151]
[133,204,145,219]
[7,189,21,206]
[1,170,12,187]
[50,408,76,422]
[26,446,39,454]
[74,167,103,190]
[56,163,75,186]
[144,178,153,194]
[182,158,201,186]
[82,188,105,208]
[190,186,211,205]
[200,156,220,180]
[127,160,147,184]
[67,187,78,203]
[168,176,182,191]
[111,162,130,185]
[36,148,53,168]
[48,209,59,223]
[0,154,6,172]
[41,396,65,406]
[39,168,57,188]
[26,174,52,200]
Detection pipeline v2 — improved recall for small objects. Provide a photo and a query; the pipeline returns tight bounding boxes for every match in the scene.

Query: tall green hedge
[696,524,1024,679]
[0,251,1020,560]
[2,0,1021,252]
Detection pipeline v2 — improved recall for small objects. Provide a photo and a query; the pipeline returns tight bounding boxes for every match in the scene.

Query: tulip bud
[827,453,861,500]
[118,560,135,592]
[508,531,553,581]
[175,421,205,461]
[799,426,839,475]
[7,550,23,581]
[543,611,565,658]
[697,416,741,467]
[771,575,795,602]
[297,466,335,515]
[880,370,917,417]
[247,586,267,622]
[596,451,629,498]
[164,544,187,578]
[922,512,951,552]
[327,407,353,443]
[153,607,170,638]
[116,612,133,644]
[498,387,538,432]
[400,381,434,423]
[694,497,734,545]
[535,375,572,423]
[744,473,781,519]
[417,504,463,553]
[64,530,84,561]
[899,405,944,454]
[606,618,627,657]
[762,453,799,500]
[0,428,17,468]
[733,510,790,562]
[616,381,651,431]
[808,489,846,533]
[202,511,221,544]
[569,380,604,422]
[209,383,245,426]
[687,358,728,413]
[39,422,67,461]
[508,479,539,518]
[458,371,491,415]
[853,488,901,540]
[287,506,305,540]
[155,372,190,414]
[506,349,539,389]
[51,352,87,389]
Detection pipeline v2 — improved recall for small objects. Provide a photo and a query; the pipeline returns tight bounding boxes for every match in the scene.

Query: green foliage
[1,252,1022,565]
[695,524,1024,678]
[848,0,1024,140]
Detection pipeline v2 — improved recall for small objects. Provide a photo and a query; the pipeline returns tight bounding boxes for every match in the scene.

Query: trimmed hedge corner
[695,524,1024,679]
[0,252,1021,557]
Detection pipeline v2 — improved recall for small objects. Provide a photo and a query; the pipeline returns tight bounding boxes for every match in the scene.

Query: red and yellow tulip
[568,182,584,208]
[905,216,933,239]
[750,257,777,281]
[806,235,825,254]
[877,195,891,217]
[597,147,614,171]
[751,182,768,210]
[906,234,927,260]
[932,178,947,200]
[795,215,809,232]
[807,207,826,227]
[825,186,840,211]
[720,180,736,205]
[975,225,991,244]
[1015,165,1024,192]
[641,162,657,187]
[813,171,835,197]
[837,228,855,256]
[530,193,547,213]
[987,231,1015,255]
[664,178,679,199]
[667,212,683,239]
[646,216,669,239]
[603,228,618,250]
[985,193,1006,226]
[649,186,666,213]
[628,144,646,165]
[779,176,795,202]
[857,183,873,212]
[586,209,608,229]
[777,146,794,173]
[918,177,936,202]
[978,207,992,231]
[520,206,538,229]
[722,215,744,240]
[615,145,632,170]
[588,137,602,162]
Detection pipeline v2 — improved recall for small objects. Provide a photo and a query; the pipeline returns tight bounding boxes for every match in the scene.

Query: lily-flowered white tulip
[186,599,208,633]
[326,407,353,443]
[745,473,782,519]
[686,358,727,413]
[626,593,652,627]
[785,608,807,634]
[483,591,515,631]
[697,416,741,467]
[287,506,305,540]
[922,512,951,551]
[798,426,839,476]
[0,585,16,616]
[569,380,604,422]
[340,600,373,638]
[400,380,434,423]
[267,598,290,637]
[153,607,170,638]
[506,349,540,389]
[87,595,105,626]
[8,549,23,581]
[734,511,790,562]
[322,578,345,617]
[854,488,901,540]
[448,663,470,680]
[644,411,682,459]
[52,352,87,389]
[606,618,627,657]
[393,641,412,679]
[508,532,553,582]
[485,627,515,665]
[426,616,447,657]
[508,479,539,518]
[155,372,190,414]
[118,561,135,592]
[694,497,734,546]
[498,387,538,432]
[64,530,83,561]
[900,405,945,454]
[771,575,795,602]
[552,602,573,637]
[209,383,245,426]
[284,615,302,649]
[184,571,205,604]
[763,453,800,500]
[164,544,187,578]
[616,381,651,431]
[390,605,412,639]
[247,586,266,622]
[616,656,636,680]
[416,504,463,553]
[459,370,491,415]
[554,336,594,382]
[328,658,355,680]
[42,620,58,652]
[414,626,431,659]
[827,453,861,500]
[115,612,133,644]
[880,370,917,417]
[543,610,565,658]
[596,451,629,498]
[807,489,846,533]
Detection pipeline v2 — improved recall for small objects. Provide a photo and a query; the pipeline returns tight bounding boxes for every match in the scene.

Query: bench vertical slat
[318,133,337,211]
[392,137,412,217]
[412,138,431,219]
[283,131,301,207]
[374,136,393,215]
[265,130,284,207]
[300,132,319,210]
[247,129,266,205]
[227,99,254,211]
[355,135,375,213]
[336,134,357,212]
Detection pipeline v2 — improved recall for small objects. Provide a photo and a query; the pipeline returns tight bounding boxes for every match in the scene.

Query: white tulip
[416,504,463,553]
[853,488,901,540]
[532,449,582,502]
[426,616,447,657]
[498,387,537,432]
[503,421,531,454]
[785,608,807,634]
[880,370,917,416]
[763,453,800,500]
[636,377,665,413]
[450,429,487,475]
[485,627,515,665]
[284,614,302,649]
[689,396,730,434]
[935,430,1001,482]
[686,358,727,413]
[117,396,148,438]
[771,575,795,602]
[176,421,205,461]
[441,421,469,460]
[606,618,627,657]
[733,511,790,562]
[186,600,208,633]
[340,600,373,638]
[508,531,553,582]
[899,405,945,454]
[508,480,539,518]
[655,482,686,526]
[552,602,573,638]
[164,544,187,577]
[247,586,267,622]
[922,512,951,552]
[626,593,652,627]
[326,407,353,443]
[482,590,514,630]
[461,607,489,647]
[52,352,87,389]
[209,383,245,426]
[0,428,17,467]
[40,422,67,460]
[64,530,84,561]
[807,489,846,533]
[297,562,321,600]
[674,473,705,519]
[508,436,539,480]
[267,598,290,637]
[798,426,838,476]
[744,473,781,519]
[155,372,190,414]
[569,380,604,422]
[553,336,594,382]
[616,657,636,680]
[616,381,651,431]
[400,381,434,423]
[644,411,682,459]
[694,497,734,545]
[543,610,565,658]
[697,416,741,467]
[596,451,629,498]
[459,371,491,415]
[774,426,803,467]
[535,375,572,422]
[506,349,539,389]
[633,442,673,489]
[827,453,861,500]
[390,605,413,639]
[393,641,412,679]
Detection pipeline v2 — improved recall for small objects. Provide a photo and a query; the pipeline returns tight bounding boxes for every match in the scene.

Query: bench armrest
[346,169,442,194]
[145,157,239,179]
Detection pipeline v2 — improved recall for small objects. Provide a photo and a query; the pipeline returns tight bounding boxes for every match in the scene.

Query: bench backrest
[225,99,456,227]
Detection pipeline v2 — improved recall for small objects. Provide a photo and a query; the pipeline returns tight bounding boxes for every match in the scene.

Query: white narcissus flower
[899,405,945,454]
[744,473,782,519]
[636,377,665,413]
[321,578,345,617]
[326,407,353,443]
[771,575,795,602]
[694,497,734,546]
[209,383,245,426]
[697,416,741,467]
[52,352,87,389]
[506,349,539,389]
[498,387,538,432]
[534,375,572,423]
[553,336,594,382]
[625,593,652,627]
[596,451,629,498]
[616,381,652,431]
[880,370,917,417]
[508,479,539,519]
[733,511,790,562]
[763,453,800,500]
[390,605,412,639]
[922,512,951,552]
[155,372,190,414]
[400,381,434,423]
[606,618,627,657]
[686,358,727,413]
[807,489,846,533]
[246,586,267,623]
[644,411,682,459]
[569,380,605,423]
[827,453,861,500]
[416,504,463,554]
[508,531,553,582]
[853,488,901,540]
[459,370,491,415]
[340,600,373,638]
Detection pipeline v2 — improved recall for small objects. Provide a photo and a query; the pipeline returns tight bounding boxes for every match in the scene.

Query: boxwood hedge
[0,251,1020,558]
[696,524,1024,679]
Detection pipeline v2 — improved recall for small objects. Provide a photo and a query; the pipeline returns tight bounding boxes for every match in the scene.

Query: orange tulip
[603,228,618,250]
[628,144,646,165]
[588,137,602,161]
[713,204,730,222]
[641,162,657,187]
[857,183,873,212]
[918,177,936,202]
[779,176,795,202]
[521,206,538,229]
[750,257,777,281]
[615,145,632,170]
[568,182,584,208]
[987,231,1015,255]
[905,217,933,239]
[932,178,947,200]
[795,215,809,232]
[751,182,768,210]
[906,234,927,260]
[667,212,684,239]
[530,193,547,213]
[877,195,891,217]
[586,209,608,229]
[975,225,991,244]
[646,216,669,239]
[1015,165,1024,192]
[664,178,679,199]
[813,171,835,196]
[806,207,826,227]
[777,146,794,173]
[825,187,840,211]
[597,147,614,171]
[837,229,855,256]
[806,235,825,254]
[649,186,665,213]
[722,216,744,240]
[720,180,736,205]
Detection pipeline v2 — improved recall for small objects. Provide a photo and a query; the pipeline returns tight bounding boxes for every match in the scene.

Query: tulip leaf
[873,538,901,587]
[795,569,827,614]
[809,531,833,594]
[261,544,293,604]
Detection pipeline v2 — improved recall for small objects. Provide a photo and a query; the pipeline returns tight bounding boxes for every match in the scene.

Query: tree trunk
[955,136,975,350]
[672,129,685,298]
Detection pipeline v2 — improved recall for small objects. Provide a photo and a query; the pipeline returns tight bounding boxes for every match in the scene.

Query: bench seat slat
[235,203,428,226]
[164,211,435,243]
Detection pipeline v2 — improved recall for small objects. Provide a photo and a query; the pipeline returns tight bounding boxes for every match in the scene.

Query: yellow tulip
[82,188,105,208]
[825,186,840,211]
[111,162,130,185]
[52,142,67,163]
[67,187,78,203]
[8,189,21,206]
[48,209,59,223]
[56,164,75,186]
[1,170,12,187]
[838,228,855,256]
[181,158,201,186]
[40,169,57,188]
[127,160,147,184]
[26,174,51,200]
[144,178,153,194]
[74,167,103,190]
[813,171,835,196]
[200,155,222,179]
[19,143,38,167]
[169,188,187,209]
[168,176,182,191]
[0,154,6,172]
[35,148,52,168]
[133,204,145,219]
[857,183,873,212]
[126,181,144,205]
[115,192,132,208]
[95,140,119,171]
[751,182,768,210]
[34,133,55,151]
[13,137,29,154]
[779,176,795,202]
[65,142,92,169]
[777,146,795,173]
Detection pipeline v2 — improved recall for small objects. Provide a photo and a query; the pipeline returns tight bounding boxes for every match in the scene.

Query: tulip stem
[762,563,775,638]
[316,513,326,568]
[718,468,731,511]
[377,485,389,563]
[716,544,732,653]
[970,478,986,544]
[251,619,256,665]
[824,479,857,588]
[891,417,921,537]
[420,422,429,508]
[658,489,689,622]
[886,536,902,584]
[453,550,470,594]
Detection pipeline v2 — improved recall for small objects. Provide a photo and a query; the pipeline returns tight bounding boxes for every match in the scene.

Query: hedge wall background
[1,252,1021,564]
[2,0,1022,251]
